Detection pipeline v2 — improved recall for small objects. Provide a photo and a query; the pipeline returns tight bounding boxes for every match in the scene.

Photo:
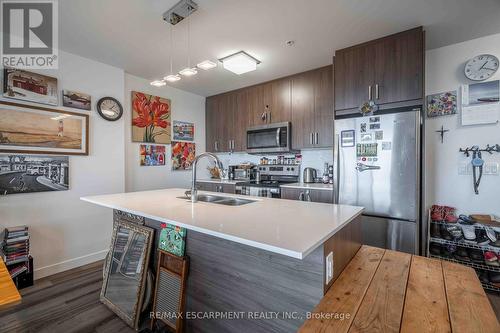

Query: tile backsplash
[212,148,333,182]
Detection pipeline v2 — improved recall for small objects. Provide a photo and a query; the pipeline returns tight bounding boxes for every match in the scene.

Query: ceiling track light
[197,60,217,70]
[165,74,181,82]
[179,67,198,76]
[219,51,261,75]
[150,80,167,87]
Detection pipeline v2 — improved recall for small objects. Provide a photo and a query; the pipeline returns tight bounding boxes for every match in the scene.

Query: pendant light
[164,23,181,82]
[179,4,197,77]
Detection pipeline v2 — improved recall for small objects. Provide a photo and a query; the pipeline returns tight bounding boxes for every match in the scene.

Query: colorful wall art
[140,144,166,166]
[173,121,194,141]
[171,141,195,171]
[62,90,91,110]
[426,90,457,117]
[131,91,171,144]
[0,101,89,155]
[3,68,58,106]
[0,154,69,195]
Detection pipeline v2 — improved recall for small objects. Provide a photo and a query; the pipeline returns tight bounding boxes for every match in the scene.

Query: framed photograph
[0,101,89,155]
[426,91,457,117]
[465,80,500,105]
[173,121,194,141]
[3,68,58,106]
[62,90,91,110]
[0,154,69,196]
[140,144,165,166]
[171,141,195,171]
[131,91,171,144]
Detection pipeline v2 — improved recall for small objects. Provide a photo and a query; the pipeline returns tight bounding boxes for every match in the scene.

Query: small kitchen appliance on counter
[235,165,300,198]
[303,167,317,183]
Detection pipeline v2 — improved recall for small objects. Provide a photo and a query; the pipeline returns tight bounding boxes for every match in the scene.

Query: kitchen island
[81,188,363,332]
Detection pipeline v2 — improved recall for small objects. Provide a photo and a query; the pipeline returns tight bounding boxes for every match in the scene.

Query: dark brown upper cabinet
[334,27,424,112]
[247,78,291,126]
[291,66,334,149]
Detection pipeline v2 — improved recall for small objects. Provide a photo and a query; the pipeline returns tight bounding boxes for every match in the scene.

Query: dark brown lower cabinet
[281,187,333,204]
[196,182,235,194]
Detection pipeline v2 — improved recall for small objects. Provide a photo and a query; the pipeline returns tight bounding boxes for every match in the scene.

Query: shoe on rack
[429,242,442,256]
[431,205,445,222]
[485,226,497,243]
[478,270,490,284]
[454,247,470,261]
[476,229,490,246]
[489,272,500,284]
[446,225,463,240]
[430,223,441,238]
[458,214,476,225]
[484,251,500,266]
[442,244,456,258]
[490,233,500,248]
[440,225,453,241]
[444,206,458,223]
[469,249,484,264]
[461,225,476,243]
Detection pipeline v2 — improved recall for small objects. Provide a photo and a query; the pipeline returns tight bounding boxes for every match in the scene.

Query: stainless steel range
[235,165,300,198]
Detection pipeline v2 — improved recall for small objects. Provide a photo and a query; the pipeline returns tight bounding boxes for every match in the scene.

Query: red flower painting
[132,91,171,143]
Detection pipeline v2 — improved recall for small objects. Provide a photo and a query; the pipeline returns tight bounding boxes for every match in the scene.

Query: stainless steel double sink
[179,194,256,206]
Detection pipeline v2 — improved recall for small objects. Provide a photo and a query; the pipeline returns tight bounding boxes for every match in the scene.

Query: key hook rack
[459,144,500,157]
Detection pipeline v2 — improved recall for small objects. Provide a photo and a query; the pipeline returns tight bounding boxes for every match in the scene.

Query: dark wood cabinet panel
[205,96,218,153]
[246,84,266,127]
[233,90,248,152]
[196,182,235,194]
[309,190,334,204]
[334,27,424,112]
[268,78,291,124]
[291,71,315,149]
[281,187,334,203]
[281,187,303,201]
[313,66,334,148]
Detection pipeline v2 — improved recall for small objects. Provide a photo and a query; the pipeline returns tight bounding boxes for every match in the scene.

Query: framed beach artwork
[426,90,457,117]
[3,68,58,106]
[0,154,69,195]
[62,90,92,110]
[0,101,89,155]
[140,144,166,166]
[131,91,171,144]
[173,121,194,141]
[171,141,195,171]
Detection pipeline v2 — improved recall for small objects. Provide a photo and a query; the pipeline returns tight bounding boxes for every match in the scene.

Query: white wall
[124,74,206,192]
[425,33,500,216]
[0,50,125,279]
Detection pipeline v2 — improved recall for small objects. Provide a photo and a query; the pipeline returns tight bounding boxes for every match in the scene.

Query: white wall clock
[464,54,499,81]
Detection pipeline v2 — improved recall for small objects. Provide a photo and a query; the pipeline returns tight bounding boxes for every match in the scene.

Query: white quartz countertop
[280,182,334,191]
[196,179,240,185]
[81,188,363,259]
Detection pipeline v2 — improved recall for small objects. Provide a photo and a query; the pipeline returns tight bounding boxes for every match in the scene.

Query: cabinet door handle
[309,133,313,145]
[214,141,219,152]
[268,111,271,123]
[299,192,304,201]
[375,84,379,100]
[368,85,372,101]
[315,132,319,145]
[305,190,311,202]
[261,112,267,122]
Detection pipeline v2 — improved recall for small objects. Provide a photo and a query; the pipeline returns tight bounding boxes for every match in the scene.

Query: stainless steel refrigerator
[334,108,421,254]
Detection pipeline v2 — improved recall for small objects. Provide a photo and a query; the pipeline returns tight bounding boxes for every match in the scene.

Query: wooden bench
[299,245,499,333]
[0,257,21,308]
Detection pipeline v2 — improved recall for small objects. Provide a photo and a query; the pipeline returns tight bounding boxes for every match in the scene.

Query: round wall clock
[96,97,123,121]
[464,54,499,81]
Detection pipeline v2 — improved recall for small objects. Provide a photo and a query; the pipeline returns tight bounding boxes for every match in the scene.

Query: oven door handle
[276,128,281,147]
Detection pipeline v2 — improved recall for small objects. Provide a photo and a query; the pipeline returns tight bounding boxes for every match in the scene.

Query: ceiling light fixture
[150,80,167,87]
[179,4,197,77]
[179,67,198,76]
[219,51,261,75]
[165,74,181,82]
[197,60,217,70]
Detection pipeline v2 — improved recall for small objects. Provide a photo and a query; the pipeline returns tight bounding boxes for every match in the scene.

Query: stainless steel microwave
[246,122,291,154]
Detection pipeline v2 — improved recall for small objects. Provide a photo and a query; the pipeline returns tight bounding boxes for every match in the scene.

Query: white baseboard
[34,249,108,280]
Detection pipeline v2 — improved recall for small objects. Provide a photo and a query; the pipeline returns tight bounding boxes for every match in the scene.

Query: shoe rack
[427,211,500,293]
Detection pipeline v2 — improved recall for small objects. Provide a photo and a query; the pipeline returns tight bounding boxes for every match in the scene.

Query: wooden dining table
[299,245,499,333]
[0,257,21,308]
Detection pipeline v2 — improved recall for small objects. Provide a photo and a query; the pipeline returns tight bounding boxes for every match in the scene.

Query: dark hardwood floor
[1,260,499,333]
[0,260,134,333]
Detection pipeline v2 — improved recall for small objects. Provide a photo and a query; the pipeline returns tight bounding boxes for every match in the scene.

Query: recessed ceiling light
[197,60,217,70]
[179,67,198,76]
[164,74,181,82]
[150,80,166,87]
[219,51,261,75]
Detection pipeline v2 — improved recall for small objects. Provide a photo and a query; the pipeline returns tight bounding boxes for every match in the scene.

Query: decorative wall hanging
[131,91,171,143]
[461,81,500,125]
[459,144,500,194]
[97,97,123,121]
[0,101,89,155]
[359,101,378,116]
[62,90,91,111]
[3,68,58,106]
[140,144,166,166]
[0,154,69,195]
[426,91,457,117]
[158,223,186,256]
[173,120,194,141]
[171,141,195,170]
[435,125,449,144]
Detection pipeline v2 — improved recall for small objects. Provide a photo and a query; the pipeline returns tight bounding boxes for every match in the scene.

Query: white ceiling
[60,0,500,97]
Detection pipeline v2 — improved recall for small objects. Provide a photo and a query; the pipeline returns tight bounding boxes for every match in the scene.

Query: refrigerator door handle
[356,163,381,172]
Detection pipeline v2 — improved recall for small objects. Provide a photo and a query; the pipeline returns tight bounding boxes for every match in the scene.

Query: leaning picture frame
[0,100,89,155]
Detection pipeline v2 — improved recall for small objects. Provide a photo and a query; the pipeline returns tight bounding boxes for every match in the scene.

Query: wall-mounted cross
[436,125,449,144]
